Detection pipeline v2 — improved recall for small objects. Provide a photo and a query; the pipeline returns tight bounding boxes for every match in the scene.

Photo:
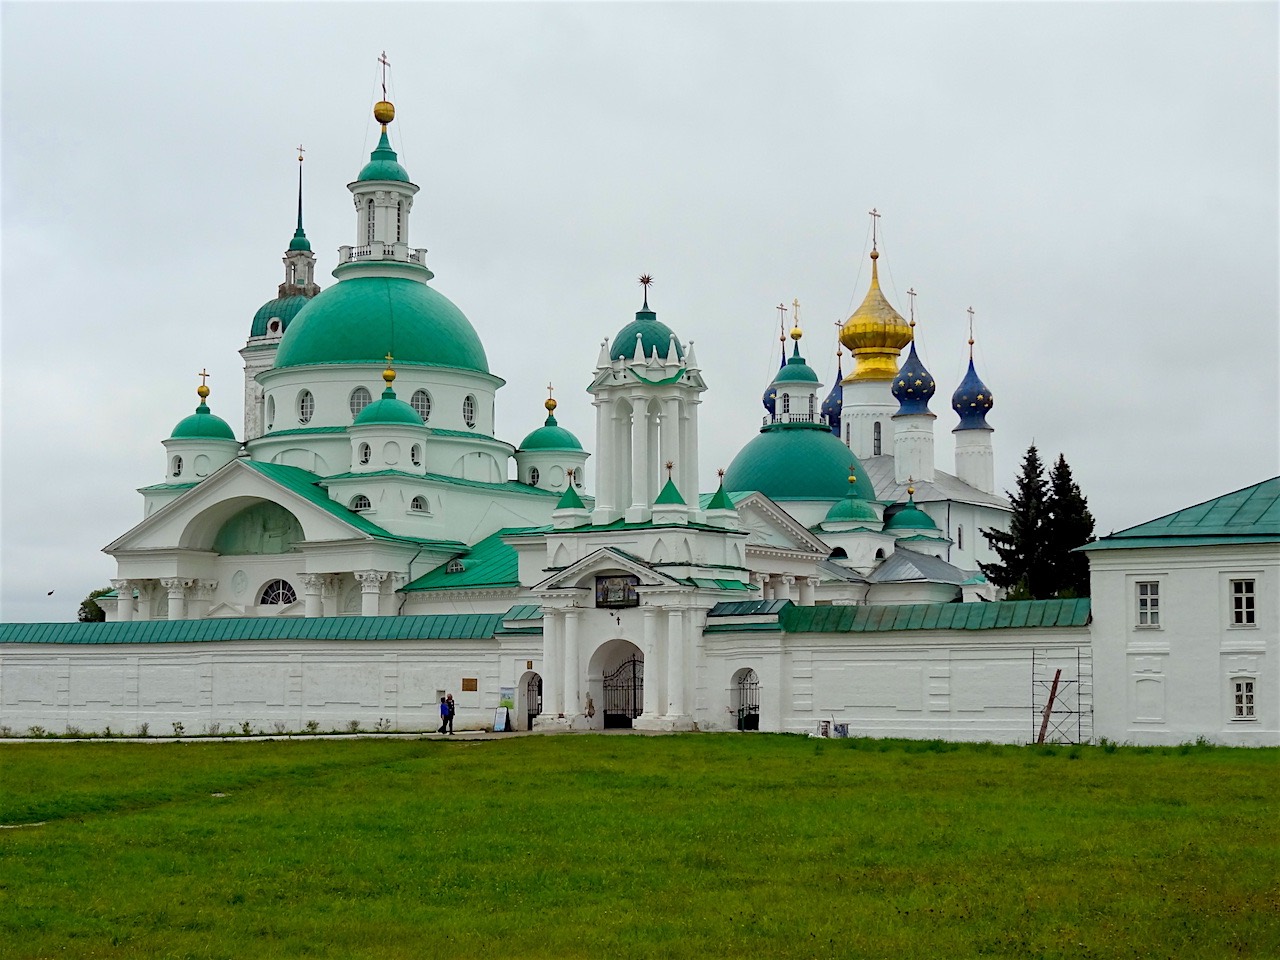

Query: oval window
[463,395,476,428]
[358,442,371,465]
[172,455,183,478]
[298,390,315,424]
[411,444,422,467]
[349,387,372,418]
[411,389,432,422]
[266,396,276,431]
[529,467,540,487]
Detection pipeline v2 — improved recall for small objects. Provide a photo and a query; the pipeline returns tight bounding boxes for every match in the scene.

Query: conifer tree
[980,444,1050,598]
[78,586,113,622]
[1045,454,1095,597]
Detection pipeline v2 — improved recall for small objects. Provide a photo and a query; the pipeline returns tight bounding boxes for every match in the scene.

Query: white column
[189,580,217,619]
[642,605,662,718]
[661,397,680,493]
[593,399,614,517]
[321,576,341,617]
[666,607,686,717]
[301,574,325,618]
[760,575,774,601]
[629,398,651,520]
[647,403,661,503]
[682,400,700,520]
[564,608,581,716]
[776,576,795,602]
[355,570,387,617]
[543,610,564,716]
[798,576,816,606]
[111,579,134,622]
[161,578,187,621]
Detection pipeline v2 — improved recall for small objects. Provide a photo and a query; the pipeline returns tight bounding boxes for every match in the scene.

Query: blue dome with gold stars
[820,356,844,436]
[951,358,994,430]
[892,342,936,415]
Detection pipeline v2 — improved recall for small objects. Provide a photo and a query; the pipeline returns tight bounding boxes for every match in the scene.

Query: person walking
[438,696,449,735]
[445,693,456,734]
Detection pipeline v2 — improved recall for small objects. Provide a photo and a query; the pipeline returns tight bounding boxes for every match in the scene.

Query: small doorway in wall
[733,668,761,731]
[603,655,644,729]
[518,671,543,732]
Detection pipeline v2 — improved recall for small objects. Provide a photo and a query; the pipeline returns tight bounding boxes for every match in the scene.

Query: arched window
[873,421,882,456]
[258,579,297,605]
[357,443,371,465]
[463,395,476,427]
[411,389,431,422]
[365,198,375,243]
[350,494,372,511]
[874,548,886,560]
[172,455,183,478]
[396,201,403,242]
[529,467,540,487]
[957,525,964,550]
[446,559,465,574]
[266,396,276,431]
[411,444,422,467]
[808,395,815,418]
[411,495,428,512]
[297,390,314,424]
[781,393,790,414]
[349,387,372,418]
[575,466,585,488]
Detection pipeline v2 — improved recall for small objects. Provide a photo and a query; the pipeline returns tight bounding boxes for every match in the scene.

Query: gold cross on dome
[792,298,801,322]
[385,352,394,364]
[197,368,211,387]
[546,383,555,400]
[907,287,917,326]
[868,207,881,248]
[378,51,391,99]
[776,303,788,339]
[296,143,305,162]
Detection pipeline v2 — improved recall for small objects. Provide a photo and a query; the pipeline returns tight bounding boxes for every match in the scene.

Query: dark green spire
[289,154,311,252]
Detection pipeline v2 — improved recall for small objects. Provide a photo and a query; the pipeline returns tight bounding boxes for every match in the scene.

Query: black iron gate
[525,673,542,732]
[603,656,644,728]
[736,669,760,731]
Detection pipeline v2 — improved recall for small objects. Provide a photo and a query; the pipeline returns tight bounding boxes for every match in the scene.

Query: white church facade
[1,91,1273,745]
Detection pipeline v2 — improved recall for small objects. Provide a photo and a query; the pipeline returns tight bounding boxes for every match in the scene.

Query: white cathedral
[2,93,1274,745]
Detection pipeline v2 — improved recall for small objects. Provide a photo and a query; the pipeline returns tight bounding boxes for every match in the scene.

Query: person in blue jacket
[439,696,450,735]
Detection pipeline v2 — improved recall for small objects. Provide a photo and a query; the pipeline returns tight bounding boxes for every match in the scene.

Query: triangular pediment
[105,459,383,555]
[533,546,683,593]
[732,492,830,556]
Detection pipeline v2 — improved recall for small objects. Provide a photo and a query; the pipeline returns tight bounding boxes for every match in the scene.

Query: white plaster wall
[1089,543,1278,746]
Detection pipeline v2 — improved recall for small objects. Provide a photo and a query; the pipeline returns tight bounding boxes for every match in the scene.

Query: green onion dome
[774,343,820,384]
[723,423,875,501]
[274,276,488,372]
[171,397,236,440]
[353,385,423,427]
[288,226,311,252]
[357,130,411,183]
[251,295,311,338]
[825,491,879,524]
[520,412,583,451]
[612,303,684,362]
[884,492,939,532]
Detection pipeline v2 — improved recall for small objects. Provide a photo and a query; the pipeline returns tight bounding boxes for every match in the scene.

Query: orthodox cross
[967,306,976,356]
[792,298,801,325]
[776,302,787,341]
[868,207,881,249]
[833,318,843,356]
[547,382,556,401]
[296,143,305,163]
[197,368,210,387]
[378,51,391,100]
[907,287,917,327]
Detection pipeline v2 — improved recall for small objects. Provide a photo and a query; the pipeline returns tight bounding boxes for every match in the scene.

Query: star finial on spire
[868,207,881,250]
[665,460,675,478]
[717,468,725,479]
[638,273,653,309]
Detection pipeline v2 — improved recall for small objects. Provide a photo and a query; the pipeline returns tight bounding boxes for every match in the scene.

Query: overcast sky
[2,2,1276,622]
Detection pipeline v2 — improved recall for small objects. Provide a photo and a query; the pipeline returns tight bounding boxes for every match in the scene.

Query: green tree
[1045,453,1095,597]
[78,587,113,623]
[980,444,1051,598]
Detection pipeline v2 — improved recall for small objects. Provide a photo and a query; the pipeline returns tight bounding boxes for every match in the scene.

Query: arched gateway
[587,638,644,730]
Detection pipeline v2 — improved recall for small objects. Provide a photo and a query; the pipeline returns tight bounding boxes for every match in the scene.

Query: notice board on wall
[492,707,510,732]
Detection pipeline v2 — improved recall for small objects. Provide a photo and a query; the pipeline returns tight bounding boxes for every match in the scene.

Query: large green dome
[723,424,874,501]
[274,276,488,372]
[612,308,684,362]
[251,295,311,338]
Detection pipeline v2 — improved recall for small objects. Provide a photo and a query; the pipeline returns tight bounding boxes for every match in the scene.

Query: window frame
[410,389,432,422]
[1232,677,1256,721]
[349,387,373,419]
[357,442,372,465]
[297,389,314,424]
[463,394,477,428]
[171,455,183,478]
[1230,579,1256,627]
[529,467,540,487]
[258,579,297,606]
[1136,580,1161,628]
[873,421,882,456]
[350,494,372,512]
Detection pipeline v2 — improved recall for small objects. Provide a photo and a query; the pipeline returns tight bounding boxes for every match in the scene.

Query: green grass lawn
[1,734,1277,959]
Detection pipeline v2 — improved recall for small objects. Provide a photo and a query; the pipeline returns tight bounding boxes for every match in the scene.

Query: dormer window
[446,558,465,574]
[351,494,372,512]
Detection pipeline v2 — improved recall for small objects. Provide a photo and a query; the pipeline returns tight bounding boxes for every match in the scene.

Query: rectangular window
[1136,581,1160,626]
[1231,579,1256,626]
[1233,678,1255,720]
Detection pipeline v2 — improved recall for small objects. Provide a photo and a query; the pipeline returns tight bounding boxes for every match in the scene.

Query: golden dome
[839,249,914,382]
[373,100,396,125]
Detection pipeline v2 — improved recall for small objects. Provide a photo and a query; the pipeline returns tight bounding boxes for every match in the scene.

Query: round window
[411,389,432,422]
[298,390,315,424]
[463,395,476,428]
[349,387,372,418]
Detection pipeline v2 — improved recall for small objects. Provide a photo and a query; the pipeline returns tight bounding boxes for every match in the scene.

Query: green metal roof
[774,350,820,384]
[698,489,753,509]
[260,426,348,438]
[402,529,521,592]
[781,598,1091,633]
[611,307,684,361]
[0,614,507,646]
[357,130,411,183]
[520,413,583,451]
[1087,477,1280,550]
[251,295,311,338]
[138,481,200,492]
[709,599,791,617]
[503,604,544,621]
[353,386,424,427]
[723,422,874,501]
[274,276,487,372]
[171,401,237,441]
[825,492,879,523]
[681,577,754,591]
[705,483,735,512]
[655,478,686,505]
[556,484,586,510]
[421,473,563,498]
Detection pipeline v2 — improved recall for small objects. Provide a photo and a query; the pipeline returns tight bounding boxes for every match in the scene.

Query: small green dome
[288,227,311,252]
[520,414,583,451]
[251,295,311,338]
[171,401,236,441]
[612,308,684,362]
[357,130,411,183]
[275,276,488,372]
[353,386,423,427]
[723,423,874,500]
[825,493,879,523]
[774,353,820,384]
[884,498,939,532]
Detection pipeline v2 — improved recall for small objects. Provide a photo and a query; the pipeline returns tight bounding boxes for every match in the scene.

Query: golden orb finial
[197,384,210,400]
[545,397,558,413]
[196,368,211,401]
[907,485,915,497]
[374,100,395,125]
[790,325,803,341]
[383,352,396,385]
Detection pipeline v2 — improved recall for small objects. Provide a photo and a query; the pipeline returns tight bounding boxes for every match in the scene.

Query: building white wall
[1089,542,1278,746]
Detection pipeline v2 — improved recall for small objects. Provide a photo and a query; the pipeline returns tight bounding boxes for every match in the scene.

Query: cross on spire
[868,207,881,250]
[776,302,787,341]
[385,352,395,364]
[907,287,917,327]
[378,51,390,100]
[833,318,843,356]
[296,144,305,162]
[967,306,976,357]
